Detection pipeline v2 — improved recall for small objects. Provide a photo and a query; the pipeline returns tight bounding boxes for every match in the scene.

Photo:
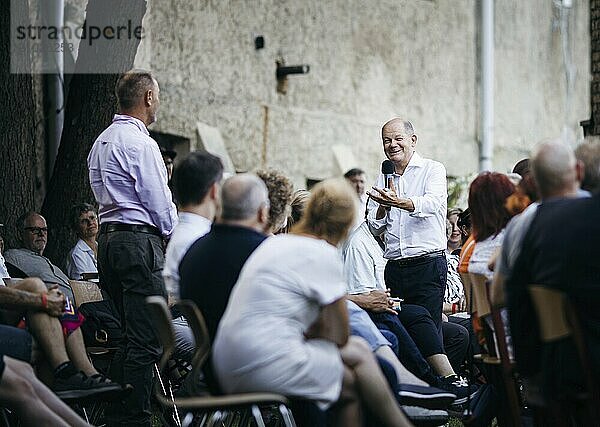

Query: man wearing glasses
[3,211,121,395]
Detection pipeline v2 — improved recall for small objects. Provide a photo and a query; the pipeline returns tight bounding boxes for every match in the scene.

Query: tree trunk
[41,0,147,268]
[0,0,37,249]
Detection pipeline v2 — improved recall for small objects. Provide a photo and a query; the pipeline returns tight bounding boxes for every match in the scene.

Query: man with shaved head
[506,139,600,391]
[492,139,586,307]
[179,173,270,340]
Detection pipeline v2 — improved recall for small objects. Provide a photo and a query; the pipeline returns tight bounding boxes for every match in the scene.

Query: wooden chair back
[528,285,571,342]
[528,285,600,424]
[485,280,522,427]
[469,272,492,318]
[69,280,103,308]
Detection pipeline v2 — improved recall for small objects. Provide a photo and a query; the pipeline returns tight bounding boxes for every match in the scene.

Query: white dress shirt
[163,212,212,297]
[65,239,98,280]
[367,152,447,259]
[341,221,387,294]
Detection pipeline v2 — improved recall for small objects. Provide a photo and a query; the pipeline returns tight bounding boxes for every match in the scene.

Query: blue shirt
[87,114,177,236]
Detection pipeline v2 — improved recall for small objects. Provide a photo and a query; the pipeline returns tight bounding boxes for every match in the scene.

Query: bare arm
[304,297,349,347]
[0,286,43,311]
[0,280,65,317]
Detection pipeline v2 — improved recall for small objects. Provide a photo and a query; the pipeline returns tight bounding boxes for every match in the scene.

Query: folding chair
[485,280,522,427]
[528,285,600,426]
[146,296,296,427]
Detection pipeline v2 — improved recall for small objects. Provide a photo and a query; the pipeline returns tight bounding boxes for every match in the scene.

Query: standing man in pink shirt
[88,69,177,426]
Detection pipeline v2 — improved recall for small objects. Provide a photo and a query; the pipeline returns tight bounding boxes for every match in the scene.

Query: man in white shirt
[163,151,223,362]
[163,151,223,299]
[367,118,448,336]
[344,168,368,223]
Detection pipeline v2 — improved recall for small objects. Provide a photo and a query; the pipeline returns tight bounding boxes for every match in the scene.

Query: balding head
[382,118,414,135]
[381,118,417,173]
[17,211,48,255]
[575,137,600,194]
[531,139,580,199]
[220,174,269,222]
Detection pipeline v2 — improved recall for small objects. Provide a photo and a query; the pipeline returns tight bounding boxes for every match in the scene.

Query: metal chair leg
[278,404,296,427]
[207,410,223,427]
[251,404,266,427]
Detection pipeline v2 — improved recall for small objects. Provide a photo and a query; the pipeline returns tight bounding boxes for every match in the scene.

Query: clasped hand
[45,285,66,317]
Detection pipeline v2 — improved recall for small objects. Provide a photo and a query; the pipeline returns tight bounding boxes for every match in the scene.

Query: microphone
[381,160,395,189]
[381,160,395,211]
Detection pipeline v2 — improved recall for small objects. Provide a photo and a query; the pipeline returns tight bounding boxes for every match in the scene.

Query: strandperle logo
[15,20,144,46]
[10,0,146,74]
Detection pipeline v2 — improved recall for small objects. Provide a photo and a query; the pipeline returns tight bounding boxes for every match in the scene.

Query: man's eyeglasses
[24,227,48,235]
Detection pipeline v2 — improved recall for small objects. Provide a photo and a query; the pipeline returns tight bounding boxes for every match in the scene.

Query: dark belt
[99,222,162,237]
[390,250,445,267]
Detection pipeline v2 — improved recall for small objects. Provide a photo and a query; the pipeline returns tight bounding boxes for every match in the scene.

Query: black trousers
[442,321,469,372]
[97,230,166,427]
[369,309,441,385]
[384,255,447,336]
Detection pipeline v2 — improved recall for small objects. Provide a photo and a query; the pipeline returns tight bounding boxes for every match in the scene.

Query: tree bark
[41,0,146,268]
[0,0,37,249]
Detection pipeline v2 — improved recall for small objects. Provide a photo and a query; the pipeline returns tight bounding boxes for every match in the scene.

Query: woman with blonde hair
[213,179,412,427]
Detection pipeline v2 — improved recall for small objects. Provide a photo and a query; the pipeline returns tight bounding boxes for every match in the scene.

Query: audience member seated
[491,142,585,308]
[467,172,516,357]
[213,179,412,427]
[504,141,595,397]
[574,136,600,194]
[444,208,465,315]
[65,203,99,280]
[277,189,310,234]
[283,185,456,413]
[0,277,120,397]
[508,182,600,400]
[163,151,223,362]
[256,168,294,234]
[3,212,121,395]
[179,173,270,341]
[163,151,223,300]
[342,220,475,403]
[5,212,77,301]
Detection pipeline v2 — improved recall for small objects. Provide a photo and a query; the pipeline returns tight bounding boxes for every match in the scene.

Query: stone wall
[131,0,589,188]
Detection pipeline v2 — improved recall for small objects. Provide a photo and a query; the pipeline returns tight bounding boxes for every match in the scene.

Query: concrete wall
[131,0,589,187]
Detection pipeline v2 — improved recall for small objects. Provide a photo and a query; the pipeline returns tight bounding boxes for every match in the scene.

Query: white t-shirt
[212,234,346,408]
[163,212,212,297]
[468,229,506,281]
[342,221,386,294]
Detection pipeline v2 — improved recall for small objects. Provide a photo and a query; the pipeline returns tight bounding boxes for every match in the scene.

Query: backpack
[79,300,122,348]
